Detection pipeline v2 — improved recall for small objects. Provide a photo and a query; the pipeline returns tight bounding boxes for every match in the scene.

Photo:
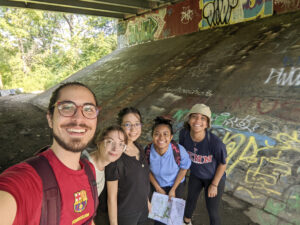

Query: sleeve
[0,163,43,224]
[178,144,191,169]
[105,160,120,181]
[214,137,227,165]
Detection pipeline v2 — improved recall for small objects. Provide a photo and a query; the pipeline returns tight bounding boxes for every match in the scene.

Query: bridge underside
[0,0,183,19]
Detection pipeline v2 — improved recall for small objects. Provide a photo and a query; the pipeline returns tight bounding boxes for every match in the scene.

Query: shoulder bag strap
[81,159,99,225]
[26,155,61,225]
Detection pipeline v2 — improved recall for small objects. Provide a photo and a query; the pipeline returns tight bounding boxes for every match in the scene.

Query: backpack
[145,140,181,167]
[26,152,98,225]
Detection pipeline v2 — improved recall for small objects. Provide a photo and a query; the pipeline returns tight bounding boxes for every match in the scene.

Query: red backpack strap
[26,155,61,225]
[144,143,152,165]
[81,159,99,225]
[171,140,181,167]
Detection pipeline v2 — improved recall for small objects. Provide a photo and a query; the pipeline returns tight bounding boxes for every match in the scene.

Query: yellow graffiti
[275,131,300,152]
[223,132,246,175]
[249,0,256,8]
[224,130,297,197]
[245,151,291,196]
[236,186,264,199]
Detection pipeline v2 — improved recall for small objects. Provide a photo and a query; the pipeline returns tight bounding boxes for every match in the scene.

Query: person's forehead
[191,113,206,117]
[154,124,171,131]
[58,85,96,104]
[106,131,125,141]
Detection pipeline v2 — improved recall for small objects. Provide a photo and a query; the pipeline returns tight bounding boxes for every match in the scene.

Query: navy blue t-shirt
[179,128,227,180]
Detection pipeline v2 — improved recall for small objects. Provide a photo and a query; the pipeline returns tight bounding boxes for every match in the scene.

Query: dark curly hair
[151,116,174,136]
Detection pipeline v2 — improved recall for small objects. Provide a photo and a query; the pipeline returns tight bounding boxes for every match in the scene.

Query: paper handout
[148,192,186,225]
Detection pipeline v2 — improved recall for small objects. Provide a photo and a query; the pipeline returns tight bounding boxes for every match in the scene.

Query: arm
[149,172,166,195]
[0,191,17,225]
[147,198,152,212]
[208,163,227,198]
[169,169,188,199]
[107,180,119,225]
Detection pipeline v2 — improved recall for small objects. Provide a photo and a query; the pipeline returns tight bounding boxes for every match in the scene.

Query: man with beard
[0,82,99,225]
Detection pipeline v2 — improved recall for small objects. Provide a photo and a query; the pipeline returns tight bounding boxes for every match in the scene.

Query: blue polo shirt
[149,142,191,187]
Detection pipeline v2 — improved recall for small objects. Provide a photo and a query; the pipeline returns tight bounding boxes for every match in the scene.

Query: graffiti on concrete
[181,6,194,24]
[264,186,300,224]
[122,9,166,46]
[212,96,300,122]
[202,0,239,27]
[264,67,300,86]
[275,0,300,8]
[164,95,300,123]
[117,0,273,47]
[200,0,273,29]
[274,0,300,14]
[162,87,213,97]
[283,56,300,67]
[128,17,158,45]
[171,109,300,197]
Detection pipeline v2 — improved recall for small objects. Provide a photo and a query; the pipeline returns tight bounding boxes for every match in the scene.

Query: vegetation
[0,7,117,92]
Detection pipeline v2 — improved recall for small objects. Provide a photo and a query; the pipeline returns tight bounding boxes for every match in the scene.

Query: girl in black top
[106,107,150,225]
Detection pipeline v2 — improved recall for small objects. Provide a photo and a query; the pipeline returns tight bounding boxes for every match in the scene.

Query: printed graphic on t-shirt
[74,190,88,213]
[188,152,212,164]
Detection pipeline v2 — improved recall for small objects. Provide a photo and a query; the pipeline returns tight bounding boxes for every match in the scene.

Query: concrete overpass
[0,0,182,19]
[0,0,300,224]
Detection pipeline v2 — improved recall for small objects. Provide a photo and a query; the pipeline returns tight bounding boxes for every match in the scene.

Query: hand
[208,184,218,198]
[168,188,176,200]
[156,187,166,195]
[148,200,152,213]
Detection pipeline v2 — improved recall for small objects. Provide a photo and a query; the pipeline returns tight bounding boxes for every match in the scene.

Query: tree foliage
[0,8,117,92]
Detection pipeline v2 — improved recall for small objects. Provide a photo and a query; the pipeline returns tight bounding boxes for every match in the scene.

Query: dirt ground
[0,94,258,225]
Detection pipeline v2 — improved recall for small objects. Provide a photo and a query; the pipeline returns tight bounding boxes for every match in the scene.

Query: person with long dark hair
[105,107,150,225]
[180,104,227,225]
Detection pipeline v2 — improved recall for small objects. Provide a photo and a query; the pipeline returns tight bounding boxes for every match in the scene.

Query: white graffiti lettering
[264,67,300,86]
[162,87,213,97]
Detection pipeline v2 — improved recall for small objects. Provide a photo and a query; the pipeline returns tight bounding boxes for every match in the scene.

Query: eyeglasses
[122,122,142,130]
[104,139,126,152]
[53,101,99,119]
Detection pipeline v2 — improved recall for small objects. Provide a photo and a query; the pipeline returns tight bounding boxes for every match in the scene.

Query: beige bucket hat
[185,104,211,128]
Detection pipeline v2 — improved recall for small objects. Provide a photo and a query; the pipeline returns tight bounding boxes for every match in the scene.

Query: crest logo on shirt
[74,190,88,213]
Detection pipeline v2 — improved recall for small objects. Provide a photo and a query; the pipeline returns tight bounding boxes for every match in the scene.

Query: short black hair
[117,107,142,125]
[151,116,174,136]
[48,82,98,115]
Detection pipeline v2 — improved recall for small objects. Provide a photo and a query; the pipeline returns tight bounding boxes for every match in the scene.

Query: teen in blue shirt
[147,117,191,225]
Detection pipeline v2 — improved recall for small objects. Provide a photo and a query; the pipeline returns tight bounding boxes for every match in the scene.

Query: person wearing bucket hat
[180,104,227,225]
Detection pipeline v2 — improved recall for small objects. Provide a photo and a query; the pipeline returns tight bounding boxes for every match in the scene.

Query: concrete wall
[117,0,300,48]
[31,10,300,225]
[274,0,300,14]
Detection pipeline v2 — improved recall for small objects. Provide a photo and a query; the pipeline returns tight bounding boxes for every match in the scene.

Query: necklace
[193,141,198,153]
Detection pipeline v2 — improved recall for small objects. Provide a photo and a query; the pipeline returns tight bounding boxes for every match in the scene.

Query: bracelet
[211,183,218,187]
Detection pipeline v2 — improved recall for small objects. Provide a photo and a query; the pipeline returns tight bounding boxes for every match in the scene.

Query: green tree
[0,8,117,92]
